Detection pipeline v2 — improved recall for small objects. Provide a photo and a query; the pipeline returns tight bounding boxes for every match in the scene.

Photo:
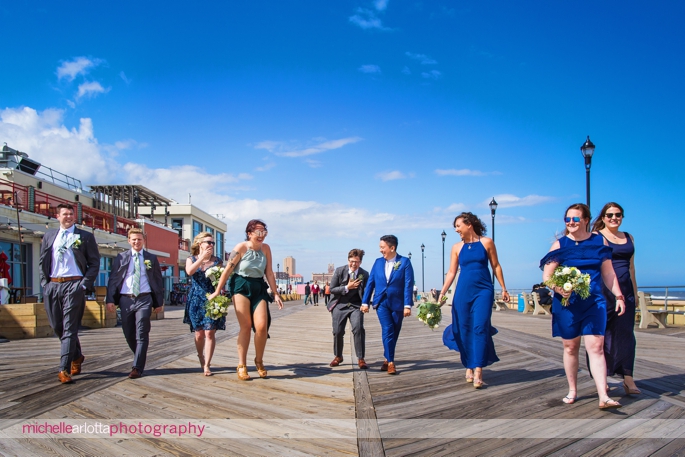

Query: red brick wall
[143,224,179,272]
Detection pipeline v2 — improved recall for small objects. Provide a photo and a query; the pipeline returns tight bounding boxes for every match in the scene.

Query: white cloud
[358,64,381,74]
[255,162,276,172]
[257,137,362,158]
[435,168,500,177]
[376,170,409,181]
[349,8,390,31]
[76,81,110,100]
[444,203,468,213]
[405,52,437,65]
[484,194,555,208]
[56,56,104,81]
[374,0,389,11]
[422,70,442,80]
[119,71,132,85]
[402,66,411,75]
[0,106,113,183]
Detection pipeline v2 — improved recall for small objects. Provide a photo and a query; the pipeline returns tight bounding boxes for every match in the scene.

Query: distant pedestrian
[304,282,312,305]
[324,281,331,305]
[311,282,320,306]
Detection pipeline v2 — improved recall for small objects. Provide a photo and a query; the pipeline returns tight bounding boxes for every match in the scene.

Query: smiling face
[348,256,361,270]
[602,206,623,230]
[128,233,145,252]
[379,241,396,260]
[56,207,75,230]
[248,224,268,243]
[565,208,589,236]
[454,217,473,241]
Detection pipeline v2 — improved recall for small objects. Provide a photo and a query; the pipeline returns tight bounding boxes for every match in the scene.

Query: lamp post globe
[580,135,595,208]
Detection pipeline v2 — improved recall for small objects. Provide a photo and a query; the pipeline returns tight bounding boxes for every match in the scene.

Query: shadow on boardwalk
[0,303,684,456]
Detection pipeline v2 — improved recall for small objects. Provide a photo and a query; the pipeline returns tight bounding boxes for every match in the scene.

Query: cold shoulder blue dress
[183,256,226,332]
[539,234,612,339]
[443,240,499,368]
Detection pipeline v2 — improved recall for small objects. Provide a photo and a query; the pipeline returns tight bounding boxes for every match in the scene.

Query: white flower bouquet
[544,265,591,306]
[205,266,225,286]
[205,294,231,319]
[417,302,442,329]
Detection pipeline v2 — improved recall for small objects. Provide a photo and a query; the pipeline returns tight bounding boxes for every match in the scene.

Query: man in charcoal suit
[39,203,100,384]
[106,228,164,379]
[362,235,415,375]
[328,249,369,369]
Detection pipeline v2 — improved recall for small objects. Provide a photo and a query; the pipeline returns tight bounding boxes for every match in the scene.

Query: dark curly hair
[245,219,267,241]
[591,202,625,232]
[453,212,487,236]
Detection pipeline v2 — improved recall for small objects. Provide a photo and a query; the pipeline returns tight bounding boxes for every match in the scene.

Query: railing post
[28,186,35,212]
[77,202,83,224]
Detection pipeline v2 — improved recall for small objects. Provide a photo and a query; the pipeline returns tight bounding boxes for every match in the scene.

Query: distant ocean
[641,289,685,300]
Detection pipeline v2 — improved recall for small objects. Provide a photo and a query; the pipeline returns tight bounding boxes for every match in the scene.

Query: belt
[50,276,83,283]
[121,292,151,298]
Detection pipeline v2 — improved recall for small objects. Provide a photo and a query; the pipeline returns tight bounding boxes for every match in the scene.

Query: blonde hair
[190,231,213,256]
[128,227,144,238]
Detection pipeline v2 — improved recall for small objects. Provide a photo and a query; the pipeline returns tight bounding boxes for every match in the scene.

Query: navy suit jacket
[39,227,100,292]
[106,250,165,309]
[362,254,415,311]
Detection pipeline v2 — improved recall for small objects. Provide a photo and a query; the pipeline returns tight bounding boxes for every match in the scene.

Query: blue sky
[1,1,684,290]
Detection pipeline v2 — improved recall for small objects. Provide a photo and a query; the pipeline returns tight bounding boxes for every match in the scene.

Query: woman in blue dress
[209,219,283,381]
[541,203,626,409]
[439,212,510,389]
[183,231,225,376]
[592,202,641,395]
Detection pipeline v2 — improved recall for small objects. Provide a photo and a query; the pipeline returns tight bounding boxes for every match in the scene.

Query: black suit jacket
[106,250,165,309]
[39,227,100,292]
[327,265,369,312]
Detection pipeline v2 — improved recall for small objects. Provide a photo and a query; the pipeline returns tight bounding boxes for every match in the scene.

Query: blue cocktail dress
[443,240,499,368]
[539,234,612,339]
[183,256,226,332]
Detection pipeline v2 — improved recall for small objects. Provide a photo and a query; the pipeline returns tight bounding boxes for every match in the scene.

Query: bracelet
[615,295,625,301]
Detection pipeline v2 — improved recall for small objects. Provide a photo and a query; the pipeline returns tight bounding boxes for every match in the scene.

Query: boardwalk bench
[531,291,551,315]
[636,291,685,328]
[494,293,510,311]
[519,292,535,314]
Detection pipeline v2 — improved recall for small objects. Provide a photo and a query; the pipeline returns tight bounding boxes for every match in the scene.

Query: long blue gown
[443,240,499,368]
[539,234,612,339]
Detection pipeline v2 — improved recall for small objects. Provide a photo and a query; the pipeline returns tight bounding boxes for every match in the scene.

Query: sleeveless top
[237,249,267,278]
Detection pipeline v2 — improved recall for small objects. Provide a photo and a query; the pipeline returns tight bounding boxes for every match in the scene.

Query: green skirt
[230,274,272,335]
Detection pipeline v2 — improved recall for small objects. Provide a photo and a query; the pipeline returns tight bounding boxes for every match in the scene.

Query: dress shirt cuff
[404,305,412,308]
[343,286,349,294]
[361,303,369,307]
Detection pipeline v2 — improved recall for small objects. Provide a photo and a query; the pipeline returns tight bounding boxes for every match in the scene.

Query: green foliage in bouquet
[417,302,442,329]
[544,265,591,306]
[205,294,231,319]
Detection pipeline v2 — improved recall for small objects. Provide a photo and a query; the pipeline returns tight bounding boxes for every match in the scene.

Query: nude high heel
[237,364,251,381]
[254,358,267,378]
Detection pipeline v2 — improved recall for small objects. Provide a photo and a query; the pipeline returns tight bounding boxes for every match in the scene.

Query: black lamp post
[420,243,425,292]
[581,135,595,209]
[441,230,447,281]
[277,263,280,290]
[408,252,412,260]
[489,197,498,284]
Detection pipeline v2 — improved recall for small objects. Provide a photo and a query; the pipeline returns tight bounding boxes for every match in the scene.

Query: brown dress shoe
[128,368,142,379]
[329,356,343,367]
[358,358,368,369]
[58,370,73,384]
[71,355,85,375]
[381,361,388,371]
[387,362,397,375]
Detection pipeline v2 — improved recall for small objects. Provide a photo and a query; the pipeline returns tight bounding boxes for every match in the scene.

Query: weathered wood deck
[1,301,684,456]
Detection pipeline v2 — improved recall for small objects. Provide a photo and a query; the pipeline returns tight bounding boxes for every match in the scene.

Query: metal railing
[638,286,685,310]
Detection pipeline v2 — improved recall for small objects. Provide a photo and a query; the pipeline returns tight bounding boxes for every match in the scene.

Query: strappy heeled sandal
[623,381,641,396]
[254,358,267,378]
[473,369,483,389]
[465,369,474,383]
[237,364,251,381]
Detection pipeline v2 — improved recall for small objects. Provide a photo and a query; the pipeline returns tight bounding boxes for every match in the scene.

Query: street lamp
[277,263,280,290]
[408,252,412,260]
[441,230,447,281]
[421,243,425,292]
[489,197,498,284]
[580,135,595,209]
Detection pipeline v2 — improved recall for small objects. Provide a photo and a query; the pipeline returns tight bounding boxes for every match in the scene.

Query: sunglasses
[252,230,268,237]
[564,217,581,223]
[203,241,216,245]
[605,212,623,219]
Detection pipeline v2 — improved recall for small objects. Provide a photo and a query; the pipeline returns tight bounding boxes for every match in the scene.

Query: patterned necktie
[351,271,356,280]
[132,252,141,297]
[57,231,69,262]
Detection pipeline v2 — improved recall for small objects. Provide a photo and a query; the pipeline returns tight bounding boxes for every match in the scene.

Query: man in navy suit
[106,228,164,379]
[362,235,415,375]
[39,203,101,384]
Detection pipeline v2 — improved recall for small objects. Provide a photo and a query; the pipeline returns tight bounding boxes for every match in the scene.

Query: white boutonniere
[67,233,81,249]
[144,260,152,270]
[393,261,401,271]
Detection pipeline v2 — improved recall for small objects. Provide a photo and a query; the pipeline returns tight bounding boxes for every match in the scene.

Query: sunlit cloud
[402,66,411,75]
[349,8,391,31]
[374,0,389,11]
[255,162,276,172]
[422,70,442,80]
[376,170,411,181]
[358,64,381,74]
[56,56,104,81]
[119,71,132,84]
[256,137,363,158]
[76,81,110,100]
[484,194,555,208]
[435,168,501,177]
[405,52,437,65]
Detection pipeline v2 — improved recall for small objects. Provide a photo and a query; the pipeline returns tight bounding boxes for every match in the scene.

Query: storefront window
[0,241,33,300]
[192,220,203,240]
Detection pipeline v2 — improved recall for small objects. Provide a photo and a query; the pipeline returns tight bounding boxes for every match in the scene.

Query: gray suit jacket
[106,250,165,309]
[327,265,368,312]
[39,227,100,292]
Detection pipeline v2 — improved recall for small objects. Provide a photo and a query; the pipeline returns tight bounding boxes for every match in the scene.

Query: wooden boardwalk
[0,301,684,456]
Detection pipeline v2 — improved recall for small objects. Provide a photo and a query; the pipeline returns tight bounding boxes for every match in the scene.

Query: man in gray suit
[39,203,100,384]
[106,228,164,379]
[328,249,369,369]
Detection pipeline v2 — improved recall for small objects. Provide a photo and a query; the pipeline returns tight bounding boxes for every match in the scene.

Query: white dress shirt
[50,226,84,278]
[120,249,152,295]
[343,268,359,294]
[385,256,397,282]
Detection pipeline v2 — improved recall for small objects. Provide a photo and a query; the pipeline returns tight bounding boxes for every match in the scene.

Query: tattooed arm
[207,244,246,300]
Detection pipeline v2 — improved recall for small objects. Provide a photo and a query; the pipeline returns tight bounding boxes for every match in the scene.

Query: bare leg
[233,295,253,366]
[253,300,269,363]
[624,374,640,392]
[473,367,483,388]
[585,335,618,406]
[562,337,580,403]
[203,329,216,375]
[194,330,206,369]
